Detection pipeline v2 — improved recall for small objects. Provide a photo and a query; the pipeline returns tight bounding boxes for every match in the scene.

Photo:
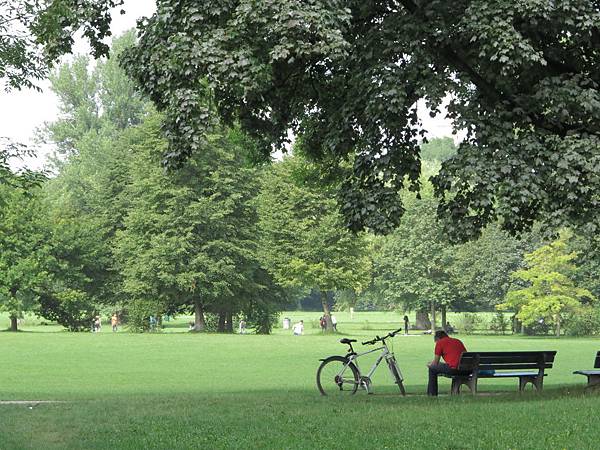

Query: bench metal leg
[518,376,543,392]
[586,374,600,389]
[451,377,476,395]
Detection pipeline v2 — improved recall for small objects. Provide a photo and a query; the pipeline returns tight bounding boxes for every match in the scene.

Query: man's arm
[427,355,441,368]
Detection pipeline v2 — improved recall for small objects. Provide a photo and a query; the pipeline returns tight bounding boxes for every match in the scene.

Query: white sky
[0,1,456,171]
[0,1,157,170]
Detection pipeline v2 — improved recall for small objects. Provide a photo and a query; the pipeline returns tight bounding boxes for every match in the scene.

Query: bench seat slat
[574,370,600,376]
[487,372,546,378]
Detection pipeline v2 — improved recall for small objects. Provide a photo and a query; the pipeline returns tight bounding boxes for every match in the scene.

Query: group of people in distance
[92,313,120,332]
[291,314,338,336]
[319,314,337,331]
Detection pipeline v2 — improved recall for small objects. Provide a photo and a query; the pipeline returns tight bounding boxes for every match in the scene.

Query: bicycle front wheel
[316,356,360,396]
[388,356,406,396]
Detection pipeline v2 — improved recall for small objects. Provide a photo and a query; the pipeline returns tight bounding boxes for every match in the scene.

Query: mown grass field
[1,312,599,449]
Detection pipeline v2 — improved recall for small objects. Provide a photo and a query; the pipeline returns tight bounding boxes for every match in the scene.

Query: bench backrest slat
[457,351,557,372]
[595,351,600,369]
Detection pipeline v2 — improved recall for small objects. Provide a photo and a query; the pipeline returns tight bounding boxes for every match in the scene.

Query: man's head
[434,330,448,342]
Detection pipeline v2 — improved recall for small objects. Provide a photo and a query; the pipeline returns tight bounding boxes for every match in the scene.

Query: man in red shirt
[427,330,467,396]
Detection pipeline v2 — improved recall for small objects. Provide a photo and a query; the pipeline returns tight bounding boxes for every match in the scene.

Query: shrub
[245,305,278,334]
[457,313,481,335]
[523,320,551,336]
[37,288,96,332]
[490,312,510,335]
[125,299,163,332]
[565,307,600,336]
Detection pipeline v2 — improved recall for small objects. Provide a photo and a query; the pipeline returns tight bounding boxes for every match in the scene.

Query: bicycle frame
[343,340,400,394]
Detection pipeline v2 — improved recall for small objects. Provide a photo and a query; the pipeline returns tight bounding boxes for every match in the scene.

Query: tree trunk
[9,315,18,332]
[555,314,561,338]
[430,302,437,331]
[320,290,333,332]
[217,311,226,333]
[415,310,431,330]
[441,305,447,331]
[225,311,233,333]
[191,300,206,332]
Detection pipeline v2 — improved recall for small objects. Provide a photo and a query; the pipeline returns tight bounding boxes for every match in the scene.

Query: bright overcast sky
[1,1,455,171]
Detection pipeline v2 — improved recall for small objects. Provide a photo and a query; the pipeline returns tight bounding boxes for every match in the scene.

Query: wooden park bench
[573,351,600,388]
[444,351,557,395]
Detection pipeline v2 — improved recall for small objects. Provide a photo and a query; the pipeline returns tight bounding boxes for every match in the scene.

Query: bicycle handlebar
[362,328,404,345]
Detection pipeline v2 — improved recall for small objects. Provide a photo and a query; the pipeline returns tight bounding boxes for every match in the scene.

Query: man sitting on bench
[427,330,467,396]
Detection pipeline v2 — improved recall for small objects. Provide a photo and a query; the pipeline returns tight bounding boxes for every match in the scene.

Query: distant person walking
[331,314,337,331]
[319,316,326,332]
[111,313,119,332]
[239,319,246,335]
[403,315,409,335]
[93,316,101,332]
[292,320,304,336]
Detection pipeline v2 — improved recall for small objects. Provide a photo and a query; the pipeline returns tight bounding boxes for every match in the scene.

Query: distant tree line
[1,33,598,336]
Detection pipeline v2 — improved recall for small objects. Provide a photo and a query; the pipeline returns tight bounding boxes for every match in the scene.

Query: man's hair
[434,330,448,341]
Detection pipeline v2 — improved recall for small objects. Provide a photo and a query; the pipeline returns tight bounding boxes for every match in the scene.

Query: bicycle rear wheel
[316,356,360,396]
[388,356,406,396]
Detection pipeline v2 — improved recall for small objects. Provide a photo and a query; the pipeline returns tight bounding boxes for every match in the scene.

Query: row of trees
[0,34,372,332]
[2,32,599,335]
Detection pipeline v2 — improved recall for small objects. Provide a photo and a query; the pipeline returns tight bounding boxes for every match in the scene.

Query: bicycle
[316,328,406,396]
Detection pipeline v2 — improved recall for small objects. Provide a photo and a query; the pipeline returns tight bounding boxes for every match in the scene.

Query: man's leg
[427,363,455,396]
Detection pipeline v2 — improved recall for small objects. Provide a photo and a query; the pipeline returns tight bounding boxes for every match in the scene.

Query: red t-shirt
[434,336,467,369]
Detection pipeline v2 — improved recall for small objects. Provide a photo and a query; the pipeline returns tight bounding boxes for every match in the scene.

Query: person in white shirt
[292,320,304,336]
[331,314,337,331]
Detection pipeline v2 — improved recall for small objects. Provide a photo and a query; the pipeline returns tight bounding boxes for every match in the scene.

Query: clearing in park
[1,312,600,449]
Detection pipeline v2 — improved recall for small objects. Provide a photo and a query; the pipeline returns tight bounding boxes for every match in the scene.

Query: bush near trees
[498,233,596,337]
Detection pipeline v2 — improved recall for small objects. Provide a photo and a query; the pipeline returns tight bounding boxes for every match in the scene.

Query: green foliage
[489,312,510,335]
[371,193,456,312]
[256,155,372,327]
[564,306,600,336]
[37,288,95,332]
[420,138,457,162]
[450,225,540,310]
[0,184,51,330]
[0,0,123,91]
[499,233,595,336]
[124,299,164,333]
[0,141,47,192]
[113,113,281,330]
[457,313,481,335]
[122,1,600,239]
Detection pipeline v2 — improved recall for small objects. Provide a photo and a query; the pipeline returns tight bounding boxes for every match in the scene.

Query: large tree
[114,113,271,332]
[122,1,600,240]
[0,184,50,331]
[371,193,456,329]
[256,155,372,331]
[42,32,149,315]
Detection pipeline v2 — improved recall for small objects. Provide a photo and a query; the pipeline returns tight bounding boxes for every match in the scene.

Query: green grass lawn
[1,313,600,449]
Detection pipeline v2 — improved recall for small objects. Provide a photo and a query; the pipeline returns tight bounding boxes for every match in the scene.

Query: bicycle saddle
[339,338,357,344]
